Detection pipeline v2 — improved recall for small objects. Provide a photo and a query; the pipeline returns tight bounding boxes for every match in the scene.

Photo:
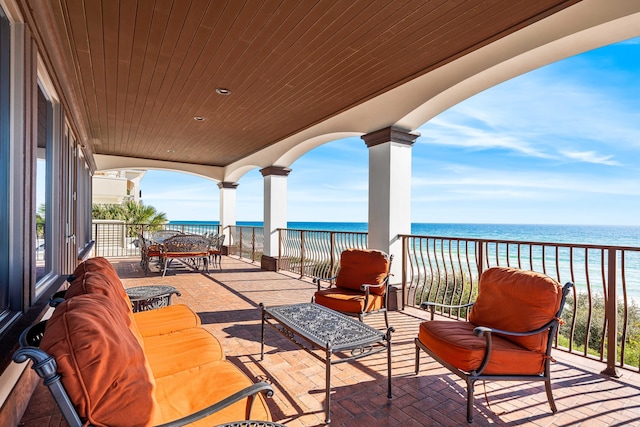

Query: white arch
[94,154,224,182]
[396,0,640,129]
[223,0,640,182]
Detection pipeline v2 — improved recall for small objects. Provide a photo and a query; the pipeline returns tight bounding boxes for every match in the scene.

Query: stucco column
[362,127,419,282]
[218,182,238,251]
[260,166,291,271]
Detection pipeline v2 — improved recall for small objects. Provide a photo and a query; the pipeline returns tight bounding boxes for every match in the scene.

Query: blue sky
[140,36,640,226]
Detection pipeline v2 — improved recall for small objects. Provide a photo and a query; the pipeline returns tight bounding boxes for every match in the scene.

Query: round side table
[125,285,181,312]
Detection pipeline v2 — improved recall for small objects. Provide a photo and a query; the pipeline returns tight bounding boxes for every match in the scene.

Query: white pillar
[218,181,238,246]
[260,166,291,270]
[362,127,419,281]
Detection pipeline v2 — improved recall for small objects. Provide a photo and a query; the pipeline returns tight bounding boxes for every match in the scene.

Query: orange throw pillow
[40,294,159,426]
[335,249,390,295]
[468,267,563,352]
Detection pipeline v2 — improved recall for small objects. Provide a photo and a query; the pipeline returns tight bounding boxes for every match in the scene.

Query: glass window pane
[36,86,51,283]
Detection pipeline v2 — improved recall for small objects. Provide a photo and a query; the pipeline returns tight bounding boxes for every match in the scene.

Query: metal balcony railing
[227,225,264,262]
[91,222,640,375]
[91,222,220,258]
[402,235,640,375]
[277,228,367,278]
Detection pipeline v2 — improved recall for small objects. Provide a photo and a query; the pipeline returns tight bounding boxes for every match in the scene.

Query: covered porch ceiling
[19,0,640,181]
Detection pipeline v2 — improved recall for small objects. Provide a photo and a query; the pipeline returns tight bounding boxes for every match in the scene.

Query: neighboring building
[92,170,146,205]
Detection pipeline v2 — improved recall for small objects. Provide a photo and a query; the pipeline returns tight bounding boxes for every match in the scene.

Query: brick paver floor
[19,256,640,426]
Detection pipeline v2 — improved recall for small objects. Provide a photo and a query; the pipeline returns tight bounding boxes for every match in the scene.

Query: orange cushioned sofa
[14,257,273,427]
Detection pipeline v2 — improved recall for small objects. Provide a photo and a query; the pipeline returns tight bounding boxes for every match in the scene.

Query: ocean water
[171,220,640,299]
[171,221,640,247]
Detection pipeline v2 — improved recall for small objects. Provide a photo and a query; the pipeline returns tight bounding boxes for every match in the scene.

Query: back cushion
[66,270,128,307]
[335,249,390,295]
[468,267,563,351]
[65,271,143,347]
[70,257,119,282]
[40,294,159,426]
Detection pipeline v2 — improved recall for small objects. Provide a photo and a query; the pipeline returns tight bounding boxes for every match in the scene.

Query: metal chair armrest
[419,301,475,310]
[18,320,48,347]
[473,319,558,338]
[360,283,385,291]
[155,382,274,427]
[13,346,84,427]
[313,276,338,291]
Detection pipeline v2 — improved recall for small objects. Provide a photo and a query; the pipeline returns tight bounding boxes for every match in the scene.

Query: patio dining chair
[148,228,181,244]
[138,234,161,275]
[414,266,573,423]
[160,234,211,277]
[312,248,393,328]
[208,234,226,269]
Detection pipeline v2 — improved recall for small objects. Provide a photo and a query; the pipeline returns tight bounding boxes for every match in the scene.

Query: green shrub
[559,292,640,368]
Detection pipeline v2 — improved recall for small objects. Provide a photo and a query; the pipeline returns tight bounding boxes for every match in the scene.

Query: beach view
[7,3,640,426]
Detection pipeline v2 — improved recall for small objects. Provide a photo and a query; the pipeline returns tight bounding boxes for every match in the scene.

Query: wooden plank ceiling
[25,0,580,168]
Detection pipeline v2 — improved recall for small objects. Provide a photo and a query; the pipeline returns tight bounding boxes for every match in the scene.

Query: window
[0,6,10,317]
[36,86,52,283]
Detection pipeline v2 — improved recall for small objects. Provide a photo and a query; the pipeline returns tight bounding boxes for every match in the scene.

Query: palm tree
[93,201,167,236]
[36,204,46,240]
[92,203,124,220]
[122,200,167,226]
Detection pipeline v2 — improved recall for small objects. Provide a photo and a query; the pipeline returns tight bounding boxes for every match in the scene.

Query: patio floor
[19,256,640,426]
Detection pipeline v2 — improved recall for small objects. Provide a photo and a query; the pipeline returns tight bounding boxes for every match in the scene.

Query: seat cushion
[468,267,563,352]
[164,251,209,258]
[153,360,271,426]
[418,320,545,375]
[335,249,389,295]
[143,327,225,379]
[40,294,159,427]
[314,288,384,314]
[133,304,201,337]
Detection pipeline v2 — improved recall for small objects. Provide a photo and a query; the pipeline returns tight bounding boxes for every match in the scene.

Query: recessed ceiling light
[215,87,232,95]
[193,116,205,121]
[167,149,175,153]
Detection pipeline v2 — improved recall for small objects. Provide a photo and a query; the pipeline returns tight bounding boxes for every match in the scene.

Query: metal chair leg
[466,378,475,423]
[545,378,557,413]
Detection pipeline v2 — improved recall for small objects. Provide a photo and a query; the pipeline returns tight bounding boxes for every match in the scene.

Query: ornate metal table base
[260,302,393,423]
[126,285,181,312]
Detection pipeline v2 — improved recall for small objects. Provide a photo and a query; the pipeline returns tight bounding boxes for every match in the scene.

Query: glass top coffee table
[260,302,393,423]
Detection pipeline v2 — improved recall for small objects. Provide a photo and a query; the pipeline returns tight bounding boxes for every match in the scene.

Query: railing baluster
[602,248,621,377]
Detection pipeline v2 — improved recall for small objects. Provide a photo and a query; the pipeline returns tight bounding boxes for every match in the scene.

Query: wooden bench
[13,257,273,427]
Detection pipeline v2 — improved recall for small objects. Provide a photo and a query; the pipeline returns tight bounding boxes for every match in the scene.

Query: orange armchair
[415,266,573,423]
[312,248,393,328]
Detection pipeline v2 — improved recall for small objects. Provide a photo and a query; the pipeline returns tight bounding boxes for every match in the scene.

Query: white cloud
[418,117,552,158]
[560,150,620,166]
[418,65,640,157]
[412,166,640,197]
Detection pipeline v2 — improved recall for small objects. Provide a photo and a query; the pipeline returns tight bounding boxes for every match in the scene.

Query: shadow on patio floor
[19,256,640,427]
